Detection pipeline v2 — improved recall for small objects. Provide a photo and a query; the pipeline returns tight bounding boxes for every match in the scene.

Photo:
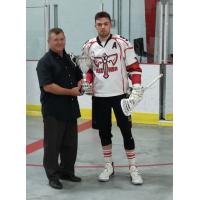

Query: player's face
[95,17,112,38]
[48,32,65,53]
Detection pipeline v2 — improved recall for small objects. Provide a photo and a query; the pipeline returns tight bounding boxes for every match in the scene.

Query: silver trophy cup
[75,55,93,94]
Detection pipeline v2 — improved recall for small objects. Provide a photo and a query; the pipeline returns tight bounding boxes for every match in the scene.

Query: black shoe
[60,174,82,182]
[49,178,63,189]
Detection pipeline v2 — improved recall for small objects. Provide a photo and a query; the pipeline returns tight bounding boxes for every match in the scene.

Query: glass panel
[167,0,173,64]
[128,0,173,64]
[130,0,149,63]
[26,0,173,63]
[48,0,101,55]
[26,7,45,60]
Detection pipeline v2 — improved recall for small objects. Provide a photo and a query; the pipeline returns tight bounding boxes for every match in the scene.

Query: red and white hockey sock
[103,149,112,164]
[125,150,136,167]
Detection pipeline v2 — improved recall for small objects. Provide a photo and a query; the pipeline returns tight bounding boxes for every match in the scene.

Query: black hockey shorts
[92,94,135,149]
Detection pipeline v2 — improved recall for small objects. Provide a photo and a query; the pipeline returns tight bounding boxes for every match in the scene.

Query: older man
[36,28,82,189]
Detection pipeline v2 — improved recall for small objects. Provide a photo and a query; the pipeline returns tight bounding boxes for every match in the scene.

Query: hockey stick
[143,73,163,92]
[121,73,163,116]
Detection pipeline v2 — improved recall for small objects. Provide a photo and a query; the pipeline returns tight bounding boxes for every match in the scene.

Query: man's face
[48,32,65,53]
[95,17,112,38]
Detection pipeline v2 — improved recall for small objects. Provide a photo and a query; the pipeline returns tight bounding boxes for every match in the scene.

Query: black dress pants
[43,116,78,180]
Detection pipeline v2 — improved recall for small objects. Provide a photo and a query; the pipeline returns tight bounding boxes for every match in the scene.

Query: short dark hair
[48,28,64,40]
[95,11,111,22]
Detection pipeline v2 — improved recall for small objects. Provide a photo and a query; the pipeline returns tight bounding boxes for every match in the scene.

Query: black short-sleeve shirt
[36,49,83,122]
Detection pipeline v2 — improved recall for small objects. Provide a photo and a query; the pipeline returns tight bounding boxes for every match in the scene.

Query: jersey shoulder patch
[82,37,97,49]
[113,34,128,41]
[112,35,132,48]
[119,35,129,42]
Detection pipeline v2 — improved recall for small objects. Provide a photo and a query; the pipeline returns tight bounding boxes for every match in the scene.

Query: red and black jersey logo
[93,53,118,79]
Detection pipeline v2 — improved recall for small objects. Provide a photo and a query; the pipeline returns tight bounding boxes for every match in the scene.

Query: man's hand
[77,79,83,88]
[131,84,144,104]
[69,87,81,96]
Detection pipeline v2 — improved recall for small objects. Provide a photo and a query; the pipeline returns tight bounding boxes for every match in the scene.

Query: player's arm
[82,41,94,84]
[126,61,142,85]
[126,61,143,102]
[85,69,93,83]
[123,40,143,102]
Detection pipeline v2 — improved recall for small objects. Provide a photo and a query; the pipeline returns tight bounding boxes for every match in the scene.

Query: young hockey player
[82,11,143,185]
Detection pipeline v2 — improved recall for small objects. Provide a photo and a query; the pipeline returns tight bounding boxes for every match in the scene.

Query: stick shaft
[144,73,163,91]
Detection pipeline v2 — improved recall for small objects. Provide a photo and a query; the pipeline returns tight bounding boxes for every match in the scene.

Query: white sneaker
[129,165,143,185]
[98,162,114,182]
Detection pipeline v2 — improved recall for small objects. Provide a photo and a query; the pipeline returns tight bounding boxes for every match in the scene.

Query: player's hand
[132,84,144,96]
[131,84,144,103]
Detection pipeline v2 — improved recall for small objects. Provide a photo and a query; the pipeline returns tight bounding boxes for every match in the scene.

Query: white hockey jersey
[82,34,142,97]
